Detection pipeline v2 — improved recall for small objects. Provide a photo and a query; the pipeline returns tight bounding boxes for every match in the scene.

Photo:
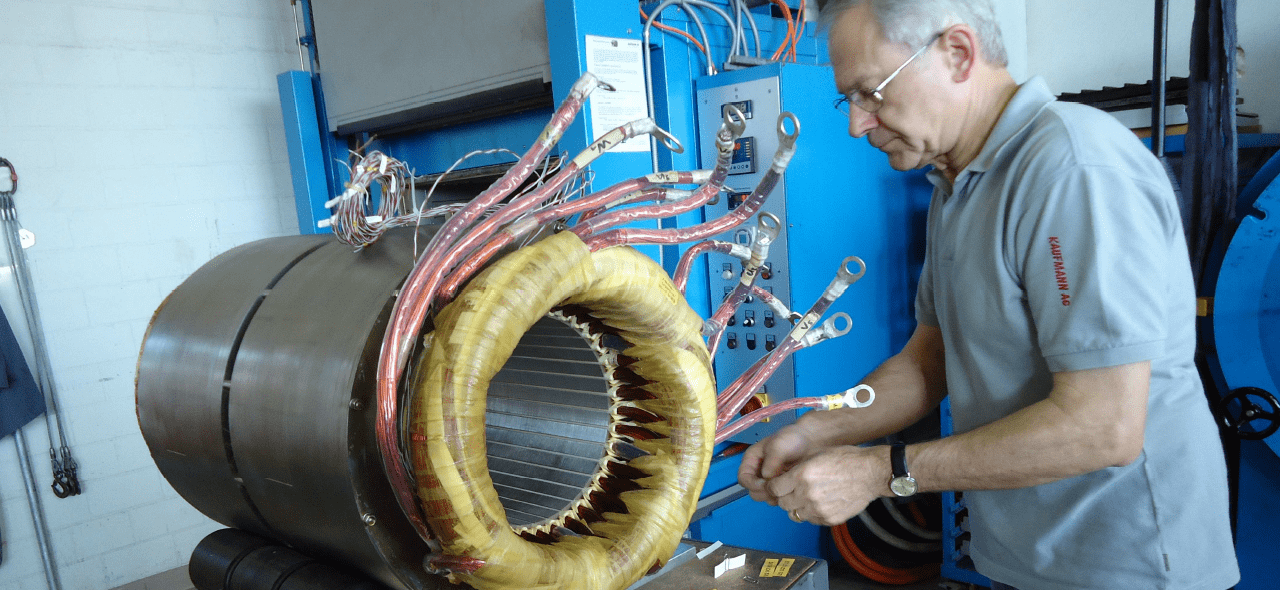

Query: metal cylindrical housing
[138,229,441,589]
[138,227,621,589]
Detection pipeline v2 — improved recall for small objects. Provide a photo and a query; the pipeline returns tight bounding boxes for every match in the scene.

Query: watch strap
[890,441,908,477]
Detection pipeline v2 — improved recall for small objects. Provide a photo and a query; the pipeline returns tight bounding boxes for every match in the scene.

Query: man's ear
[941,25,978,83]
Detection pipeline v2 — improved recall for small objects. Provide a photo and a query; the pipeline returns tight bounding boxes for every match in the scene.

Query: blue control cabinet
[693,62,930,444]
[684,61,932,559]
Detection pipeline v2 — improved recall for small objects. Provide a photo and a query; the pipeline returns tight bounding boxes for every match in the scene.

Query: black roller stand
[190,529,389,590]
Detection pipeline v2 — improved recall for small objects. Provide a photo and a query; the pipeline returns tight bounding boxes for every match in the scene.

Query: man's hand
[737,324,947,519]
[765,445,890,526]
[737,424,813,504]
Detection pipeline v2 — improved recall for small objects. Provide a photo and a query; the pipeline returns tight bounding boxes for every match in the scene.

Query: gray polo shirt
[916,77,1238,590]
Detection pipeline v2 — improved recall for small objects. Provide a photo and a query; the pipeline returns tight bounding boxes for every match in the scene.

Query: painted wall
[992,0,1029,83]
[0,1,300,588]
[1021,0,1280,132]
[1235,0,1280,132]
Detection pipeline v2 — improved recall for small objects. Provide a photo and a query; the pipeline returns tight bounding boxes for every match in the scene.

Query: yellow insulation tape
[409,231,716,590]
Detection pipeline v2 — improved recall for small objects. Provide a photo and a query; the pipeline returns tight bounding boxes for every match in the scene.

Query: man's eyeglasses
[834,32,943,115]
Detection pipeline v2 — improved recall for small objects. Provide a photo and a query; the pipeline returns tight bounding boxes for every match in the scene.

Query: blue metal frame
[277,71,335,234]
[1234,439,1280,590]
[938,400,993,587]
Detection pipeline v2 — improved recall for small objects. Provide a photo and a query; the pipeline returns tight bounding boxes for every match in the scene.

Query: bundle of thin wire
[318,71,873,590]
[640,0,808,77]
[323,146,572,250]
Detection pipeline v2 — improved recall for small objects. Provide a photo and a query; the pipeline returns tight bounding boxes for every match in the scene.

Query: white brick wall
[0,0,301,588]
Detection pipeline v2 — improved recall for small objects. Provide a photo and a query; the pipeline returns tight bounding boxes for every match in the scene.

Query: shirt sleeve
[915,252,939,328]
[1013,163,1179,373]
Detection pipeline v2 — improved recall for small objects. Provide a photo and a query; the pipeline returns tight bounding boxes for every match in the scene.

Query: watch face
[890,476,918,497]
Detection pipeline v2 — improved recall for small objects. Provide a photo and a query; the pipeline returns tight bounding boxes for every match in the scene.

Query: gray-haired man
[738,1,1240,588]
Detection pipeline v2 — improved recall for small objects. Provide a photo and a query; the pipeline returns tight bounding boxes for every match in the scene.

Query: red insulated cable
[832,521,941,585]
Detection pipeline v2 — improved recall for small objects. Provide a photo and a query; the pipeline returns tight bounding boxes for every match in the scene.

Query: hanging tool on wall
[0,156,82,499]
[0,288,50,571]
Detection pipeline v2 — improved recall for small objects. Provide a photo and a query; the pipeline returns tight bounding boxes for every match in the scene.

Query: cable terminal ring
[651,125,685,154]
[722,104,748,138]
[777,112,801,148]
[800,312,852,348]
[823,383,875,410]
[754,212,781,247]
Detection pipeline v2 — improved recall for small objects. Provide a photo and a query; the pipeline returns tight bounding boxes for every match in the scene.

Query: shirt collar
[926,76,1056,196]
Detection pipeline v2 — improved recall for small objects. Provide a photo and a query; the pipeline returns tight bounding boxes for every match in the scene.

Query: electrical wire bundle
[319,71,872,590]
[322,150,414,248]
[323,147,573,251]
[640,0,808,76]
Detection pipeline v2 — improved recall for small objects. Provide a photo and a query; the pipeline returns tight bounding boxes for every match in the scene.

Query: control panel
[694,63,931,447]
[696,75,794,443]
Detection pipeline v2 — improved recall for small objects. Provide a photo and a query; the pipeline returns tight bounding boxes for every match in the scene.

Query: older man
[736,1,1240,589]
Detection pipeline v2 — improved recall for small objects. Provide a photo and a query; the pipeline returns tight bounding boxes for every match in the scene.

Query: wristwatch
[888,441,918,497]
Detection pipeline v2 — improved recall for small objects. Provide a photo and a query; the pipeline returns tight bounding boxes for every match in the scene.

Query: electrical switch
[722,263,734,280]
[727,333,739,350]
[765,334,777,351]
[743,310,755,327]
[745,334,757,350]
[764,311,775,328]
[761,262,773,280]
[728,137,757,175]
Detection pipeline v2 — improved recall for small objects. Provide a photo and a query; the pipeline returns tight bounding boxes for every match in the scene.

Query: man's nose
[847,108,878,138]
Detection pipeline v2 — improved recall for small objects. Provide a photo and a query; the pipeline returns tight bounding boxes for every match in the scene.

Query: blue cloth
[0,303,43,439]
[915,77,1238,590]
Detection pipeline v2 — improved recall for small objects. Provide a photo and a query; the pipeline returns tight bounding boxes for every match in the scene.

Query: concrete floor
[110,566,194,590]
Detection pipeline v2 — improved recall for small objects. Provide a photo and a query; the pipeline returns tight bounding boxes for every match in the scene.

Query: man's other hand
[767,445,891,526]
[737,424,813,504]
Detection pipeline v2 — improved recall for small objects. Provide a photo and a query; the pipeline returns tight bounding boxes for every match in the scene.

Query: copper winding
[408,231,716,590]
